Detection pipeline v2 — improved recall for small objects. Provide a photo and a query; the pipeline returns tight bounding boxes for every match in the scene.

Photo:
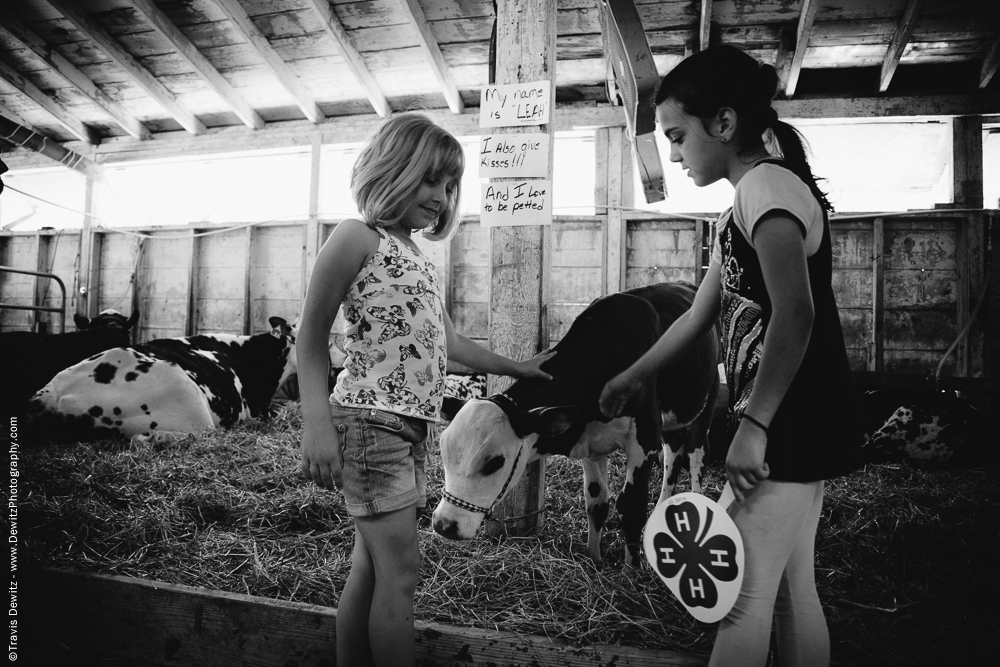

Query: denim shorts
[328,400,428,517]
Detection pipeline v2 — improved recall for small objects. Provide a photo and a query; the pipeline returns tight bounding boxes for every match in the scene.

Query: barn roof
[1,0,998,171]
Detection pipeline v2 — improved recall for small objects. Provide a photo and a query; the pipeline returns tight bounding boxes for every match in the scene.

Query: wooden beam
[129,0,264,131]
[28,568,707,667]
[37,105,620,166]
[8,93,996,171]
[45,0,206,136]
[397,0,464,114]
[879,0,926,93]
[0,112,100,177]
[699,0,713,52]
[484,0,557,539]
[0,7,150,141]
[0,58,98,145]
[303,0,390,118]
[213,0,323,124]
[774,26,795,97]
[981,35,1000,89]
[785,0,820,96]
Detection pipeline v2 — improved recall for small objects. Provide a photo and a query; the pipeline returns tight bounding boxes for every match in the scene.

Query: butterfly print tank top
[332,224,447,421]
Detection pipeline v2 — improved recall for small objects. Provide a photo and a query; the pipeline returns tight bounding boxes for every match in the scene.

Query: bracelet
[741,413,769,434]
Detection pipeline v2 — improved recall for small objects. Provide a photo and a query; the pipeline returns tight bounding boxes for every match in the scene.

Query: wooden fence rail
[0,210,991,379]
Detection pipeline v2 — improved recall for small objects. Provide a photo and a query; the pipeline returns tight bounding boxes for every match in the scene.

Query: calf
[0,309,139,412]
[25,317,296,444]
[432,283,719,565]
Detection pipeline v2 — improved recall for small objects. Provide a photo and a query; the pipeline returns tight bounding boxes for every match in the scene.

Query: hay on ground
[20,403,1000,665]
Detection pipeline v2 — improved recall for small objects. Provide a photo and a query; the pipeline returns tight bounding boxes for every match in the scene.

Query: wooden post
[76,175,97,323]
[951,116,985,377]
[32,231,51,332]
[185,231,200,336]
[598,127,632,296]
[871,217,885,374]
[484,0,556,538]
[305,134,322,297]
[243,225,256,335]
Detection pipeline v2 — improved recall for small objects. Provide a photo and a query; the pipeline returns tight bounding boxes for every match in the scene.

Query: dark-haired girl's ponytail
[768,116,834,212]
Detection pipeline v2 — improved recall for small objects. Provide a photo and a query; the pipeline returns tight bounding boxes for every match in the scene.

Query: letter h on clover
[651,500,740,609]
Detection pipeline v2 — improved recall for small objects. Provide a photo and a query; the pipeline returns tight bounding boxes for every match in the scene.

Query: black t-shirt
[718,160,863,482]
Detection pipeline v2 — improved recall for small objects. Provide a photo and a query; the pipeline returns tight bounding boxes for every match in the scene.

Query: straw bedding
[21,403,999,666]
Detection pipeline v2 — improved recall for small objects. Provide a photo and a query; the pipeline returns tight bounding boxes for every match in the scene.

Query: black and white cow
[432,283,720,565]
[1,309,139,412]
[24,317,296,444]
[860,388,989,466]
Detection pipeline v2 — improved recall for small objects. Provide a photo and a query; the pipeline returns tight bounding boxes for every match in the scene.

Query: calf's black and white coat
[432,282,719,565]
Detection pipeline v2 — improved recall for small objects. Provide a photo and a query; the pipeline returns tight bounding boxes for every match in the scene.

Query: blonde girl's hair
[351,112,466,241]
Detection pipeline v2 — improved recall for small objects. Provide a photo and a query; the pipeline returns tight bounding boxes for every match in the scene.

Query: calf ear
[74,313,90,330]
[528,406,578,437]
[126,309,140,328]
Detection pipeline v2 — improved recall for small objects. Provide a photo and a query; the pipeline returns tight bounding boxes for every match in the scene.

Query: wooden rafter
[45,0,206,136]
[699,0,713,52]
[775,26,795,96]
[130,0,264,131]
[879,0,926,93]
[0,112,100,177]
[785,0,820,96]
[0,57,97,145]
[397,0,463,113]
[981,35,1000,89]
[211,0,323,124]
[0,7,150,141]
[304,0,390,118]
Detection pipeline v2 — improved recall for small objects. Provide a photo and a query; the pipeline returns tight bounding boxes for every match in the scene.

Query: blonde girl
[297,112,552,667]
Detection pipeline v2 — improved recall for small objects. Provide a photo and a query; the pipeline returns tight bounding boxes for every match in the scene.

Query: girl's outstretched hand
[725,420,770,503]
[516,349,557,380]
[599,371,642,418]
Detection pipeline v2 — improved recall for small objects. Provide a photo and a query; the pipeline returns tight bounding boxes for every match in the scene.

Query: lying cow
[432,283,720,565]
[24,316,296,444]
[1,309,139,412]
[860,388,989,466]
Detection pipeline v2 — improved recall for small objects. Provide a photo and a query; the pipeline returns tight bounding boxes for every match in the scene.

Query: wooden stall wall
[0,229,80,333]
[0,210,989,382]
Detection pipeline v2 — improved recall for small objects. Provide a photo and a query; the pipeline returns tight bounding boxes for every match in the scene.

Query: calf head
[432,396,576,540]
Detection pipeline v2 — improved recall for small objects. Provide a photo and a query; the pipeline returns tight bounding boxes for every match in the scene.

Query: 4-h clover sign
[643,489,744,623]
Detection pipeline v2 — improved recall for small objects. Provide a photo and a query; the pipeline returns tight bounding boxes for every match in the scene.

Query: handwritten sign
[479,133,549,179]
[480,81,551,127]
[480,180,551,227]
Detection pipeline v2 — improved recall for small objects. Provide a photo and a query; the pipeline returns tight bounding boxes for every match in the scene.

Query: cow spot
[125,372,138,382]
[588,481,602,498]
[136,360,153,373]
[93,362,117,384]
[150,421,158,430]
[101,417,113,425]
[88,406,103,417]
[113,407,122,415]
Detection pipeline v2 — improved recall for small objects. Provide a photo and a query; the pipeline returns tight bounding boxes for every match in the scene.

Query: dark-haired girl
[599,45,862,667]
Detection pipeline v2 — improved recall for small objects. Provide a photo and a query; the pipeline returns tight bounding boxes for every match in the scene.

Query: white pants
[710,479,829,667]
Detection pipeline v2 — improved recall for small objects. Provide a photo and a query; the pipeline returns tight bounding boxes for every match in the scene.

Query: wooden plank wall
[0,212,988,379]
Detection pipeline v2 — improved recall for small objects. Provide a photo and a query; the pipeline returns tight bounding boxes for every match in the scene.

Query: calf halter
[440,394,525,520]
